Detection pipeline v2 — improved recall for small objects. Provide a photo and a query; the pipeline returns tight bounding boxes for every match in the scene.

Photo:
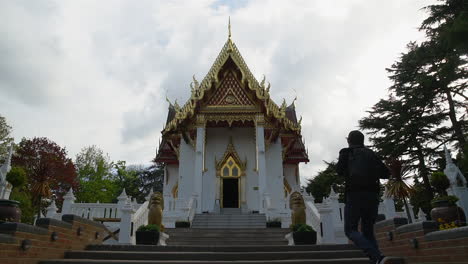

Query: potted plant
[430,195,466,227]
[429,172,466,226]
[135,224,160,245]
[266,219,282,228]
[291,223,317,245]
[175,220,190,228]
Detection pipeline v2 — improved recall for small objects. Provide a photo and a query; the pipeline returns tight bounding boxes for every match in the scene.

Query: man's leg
[361,193,383,261]
[345,193,382,262]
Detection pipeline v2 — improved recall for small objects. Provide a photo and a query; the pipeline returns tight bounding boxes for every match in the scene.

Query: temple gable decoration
[215,138,246,178]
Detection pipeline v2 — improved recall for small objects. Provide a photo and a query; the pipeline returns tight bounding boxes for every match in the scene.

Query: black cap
[347,130,364,146]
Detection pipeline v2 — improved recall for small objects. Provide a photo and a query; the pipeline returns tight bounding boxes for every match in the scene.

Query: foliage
[74,146,117,203]
[359,0,468,202]
[409,178,433,218]
[431,195,459,207]
[305,161,344,203]
[0,115,14,163]
[12,137,78,215]
[430,172,450,195]
[9,188,34,224]
[385,159,413,199]
[137,224,160,232]
[6,167,27,188]
[290,223,314,233]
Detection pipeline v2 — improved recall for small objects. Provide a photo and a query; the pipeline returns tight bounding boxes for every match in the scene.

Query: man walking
[336,130,390,264]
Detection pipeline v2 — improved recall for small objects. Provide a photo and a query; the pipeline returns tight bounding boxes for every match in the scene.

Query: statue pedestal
[158,232,169,246]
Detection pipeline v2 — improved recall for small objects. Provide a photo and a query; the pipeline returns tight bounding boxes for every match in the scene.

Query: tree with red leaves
[12,137,78,217]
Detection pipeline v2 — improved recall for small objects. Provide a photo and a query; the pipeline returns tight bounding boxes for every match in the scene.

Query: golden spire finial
[228,16,232,39]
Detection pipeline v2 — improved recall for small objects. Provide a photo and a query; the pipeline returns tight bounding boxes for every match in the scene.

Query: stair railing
[186,193,198,223]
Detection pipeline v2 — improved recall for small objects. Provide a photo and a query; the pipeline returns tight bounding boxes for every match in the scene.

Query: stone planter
[0,199,21,222]
[135,230,160,245]
[293,231,317,245]
[430,201,466,225]
[266,221,282,228]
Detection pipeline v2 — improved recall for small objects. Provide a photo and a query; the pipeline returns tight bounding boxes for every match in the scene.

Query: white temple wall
[163,165,179,197]
[265,138,284,209]
[178,140,195,202]
[204,127,258,212]
[284,164,299,191]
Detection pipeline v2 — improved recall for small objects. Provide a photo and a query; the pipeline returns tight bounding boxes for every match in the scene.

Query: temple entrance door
[222,178,239,208]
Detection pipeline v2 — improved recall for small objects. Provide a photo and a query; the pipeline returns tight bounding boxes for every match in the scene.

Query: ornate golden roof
[162,32,301,135]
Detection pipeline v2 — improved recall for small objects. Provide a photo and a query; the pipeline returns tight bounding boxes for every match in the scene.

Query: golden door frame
[215,139,246,209]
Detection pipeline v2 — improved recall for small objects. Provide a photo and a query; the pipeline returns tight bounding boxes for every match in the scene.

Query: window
[220,156,241,177]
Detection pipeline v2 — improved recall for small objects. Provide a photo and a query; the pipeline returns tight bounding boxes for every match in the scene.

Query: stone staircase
[38,212,373,264]
[191,212,266,228]
[40,244,370,264]
[165,228,289,246]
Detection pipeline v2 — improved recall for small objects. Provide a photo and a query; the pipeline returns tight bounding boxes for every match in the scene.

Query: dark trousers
[344,192,382,261]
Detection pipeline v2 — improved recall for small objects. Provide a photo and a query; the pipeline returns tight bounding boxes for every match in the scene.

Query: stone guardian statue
[289,191,306,226]
[148,192,164,230]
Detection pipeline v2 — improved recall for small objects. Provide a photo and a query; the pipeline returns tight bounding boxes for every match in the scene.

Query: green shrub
[290,223,314,232]
[431,195,459,207]
[137,224,160,232]
[6,167,27,188]
[430,172,450,195]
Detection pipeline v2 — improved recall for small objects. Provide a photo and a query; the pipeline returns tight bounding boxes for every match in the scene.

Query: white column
[119,201,135,244]
[117,188,128,217]
[383,187,396,219]
[318,205,335,244]
[46,200,58,218]
[194,122,205,214]
[328,188,342,227]
[256,115,267,213]
[444,146,468,216]
[62,188,76,215]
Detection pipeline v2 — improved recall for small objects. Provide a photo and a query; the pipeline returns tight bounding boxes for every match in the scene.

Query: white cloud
[0,0,435,182]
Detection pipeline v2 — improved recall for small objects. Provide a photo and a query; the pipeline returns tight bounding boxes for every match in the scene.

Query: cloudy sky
[0,0,434,184]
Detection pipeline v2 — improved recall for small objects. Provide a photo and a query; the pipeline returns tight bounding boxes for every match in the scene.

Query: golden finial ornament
[228,16,232,39]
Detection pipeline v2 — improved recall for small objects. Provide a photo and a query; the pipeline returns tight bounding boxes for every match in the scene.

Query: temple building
[155,26,309,218]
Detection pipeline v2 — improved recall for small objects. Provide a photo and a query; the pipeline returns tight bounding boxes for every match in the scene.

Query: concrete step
[86,244,359,252]
[63,250,366,261]
[41,259,371,264]
[164,228,289,233]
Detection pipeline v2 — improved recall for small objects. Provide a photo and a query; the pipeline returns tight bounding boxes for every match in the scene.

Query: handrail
[187,195,197,222]
[132,200,149,235]
[70,203,120,219]
[305,200,321,233]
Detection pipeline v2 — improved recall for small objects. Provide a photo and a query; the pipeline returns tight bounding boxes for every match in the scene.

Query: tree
[12,137,78,216]
[305,161,345,203]
[0,115,14,163]
[137,162,164,194]
[74,146,118,203]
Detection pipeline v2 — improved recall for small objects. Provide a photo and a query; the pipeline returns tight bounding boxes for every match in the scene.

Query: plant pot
[175,221,190,228]
[135,230,160,245]
[266,221,282,228]
[0,199,21,222]
[430,202,466,225]
[293,231,317,245]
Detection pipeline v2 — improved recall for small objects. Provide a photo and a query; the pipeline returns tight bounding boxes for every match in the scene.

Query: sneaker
[377,256,391,264]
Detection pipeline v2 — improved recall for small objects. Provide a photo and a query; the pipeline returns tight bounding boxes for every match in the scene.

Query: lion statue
[148,192,164,230]
[289,191,306,226]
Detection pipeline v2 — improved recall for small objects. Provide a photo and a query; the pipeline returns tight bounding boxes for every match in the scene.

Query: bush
[290,223,314,232]
[431,195,459,207]
[430,172,450,195]
[137,224,160,232]
[6,167,27,188]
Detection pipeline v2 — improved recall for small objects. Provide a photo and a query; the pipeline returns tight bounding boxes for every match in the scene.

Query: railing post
[383,187,396,219]
[62,188,76,215]
[318,203,335,243]
[46,200,58,218]
[117,189,128,217]
[119,201,135,244]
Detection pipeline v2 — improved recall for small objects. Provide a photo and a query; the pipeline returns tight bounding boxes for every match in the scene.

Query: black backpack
[347,147,389,191]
